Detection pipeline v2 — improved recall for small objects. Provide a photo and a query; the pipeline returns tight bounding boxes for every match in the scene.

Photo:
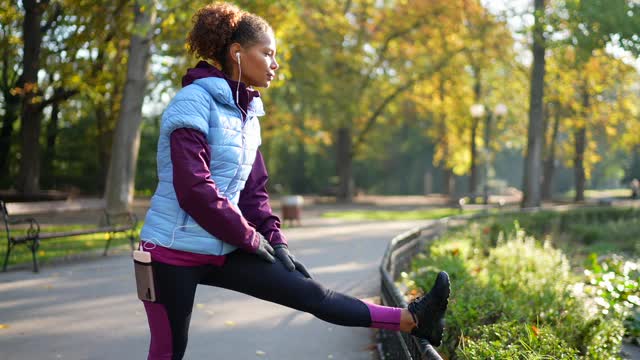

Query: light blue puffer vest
[139,77,263,255]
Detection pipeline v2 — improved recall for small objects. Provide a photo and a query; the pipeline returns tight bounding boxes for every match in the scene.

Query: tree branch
[1,28,10,92]
[102,0,130,43]
[37,88,78,111]
[41,2,62,33]
[342,0,353,14]
[358,19,425,94]
[353,78,418,152]
[353,48,464,151]
[358,3,450,97]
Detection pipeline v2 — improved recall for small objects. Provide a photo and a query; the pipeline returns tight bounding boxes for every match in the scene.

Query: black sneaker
[408,271,450,346]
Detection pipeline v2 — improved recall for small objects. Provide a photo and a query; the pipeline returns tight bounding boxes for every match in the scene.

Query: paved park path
[0,217,429,360]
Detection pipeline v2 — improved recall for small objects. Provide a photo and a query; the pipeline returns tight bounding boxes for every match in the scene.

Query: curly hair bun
[187,3,244,65]
[186,2,272,70]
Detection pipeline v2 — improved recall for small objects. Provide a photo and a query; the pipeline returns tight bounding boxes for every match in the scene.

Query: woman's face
[237,32,279,88]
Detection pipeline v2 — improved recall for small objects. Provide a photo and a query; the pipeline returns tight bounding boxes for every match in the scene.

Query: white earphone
[234,51,248,119]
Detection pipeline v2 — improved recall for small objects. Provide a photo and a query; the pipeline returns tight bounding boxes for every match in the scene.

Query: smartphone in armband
[133,250,156,302]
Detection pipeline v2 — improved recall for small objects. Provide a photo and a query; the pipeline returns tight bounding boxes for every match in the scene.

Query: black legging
[144,250,371,360]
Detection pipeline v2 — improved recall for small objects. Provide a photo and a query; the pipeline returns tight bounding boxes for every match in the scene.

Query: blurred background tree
[2,0,640,208]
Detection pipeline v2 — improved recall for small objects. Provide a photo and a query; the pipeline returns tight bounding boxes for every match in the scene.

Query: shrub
[406,222,630,359]
[456,321,579,359]
[482,207,640,251]
[582,254,640,344]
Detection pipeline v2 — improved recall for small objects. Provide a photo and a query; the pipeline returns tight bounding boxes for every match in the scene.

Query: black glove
[253,233,276,263]
[273,244,312,278]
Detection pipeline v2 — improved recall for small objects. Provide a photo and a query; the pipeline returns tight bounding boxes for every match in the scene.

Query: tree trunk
[443,168,455,197]
[436,77,454,198]
[628,145,640,181]
[291,140,307,193]
[541,105,560,200]
[104,0,157,213]
[42,89,61,188]
[574,86,589,202]
[574,127,586,202]
[424,170,433,195]
[92,42,119,193]
[469,68,481,201]
[522,0,546,208]
[469,117,479,198]
[0,90,19,177]
[291,103,307,194]
[336,126,354,202]
[95,107,112,192]
[18,0,48,196]
[0,19,20,176]
[482,112,492,205]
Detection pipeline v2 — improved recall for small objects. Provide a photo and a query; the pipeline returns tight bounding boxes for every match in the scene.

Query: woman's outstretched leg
[363,301,417,332]
[199,251,449,344]
[201,250,372,326]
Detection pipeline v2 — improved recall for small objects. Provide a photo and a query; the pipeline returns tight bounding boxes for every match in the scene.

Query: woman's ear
[229,43,243,64]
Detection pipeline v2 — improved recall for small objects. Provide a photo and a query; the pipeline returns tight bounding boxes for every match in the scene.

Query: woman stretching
[138,3,450,359]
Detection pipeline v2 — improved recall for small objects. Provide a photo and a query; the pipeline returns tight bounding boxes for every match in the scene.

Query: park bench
[454,193,509,212]
[1,200,137,272]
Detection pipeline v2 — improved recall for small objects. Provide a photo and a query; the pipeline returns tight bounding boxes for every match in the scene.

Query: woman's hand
[254,233,276,263]
[273,244,312,278]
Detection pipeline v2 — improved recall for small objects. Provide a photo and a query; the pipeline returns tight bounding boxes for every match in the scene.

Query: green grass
[1,224,141,267]
[321,207,478,221]
[480,207,640,259]
[558,220,640,261]
[563,188,634,199]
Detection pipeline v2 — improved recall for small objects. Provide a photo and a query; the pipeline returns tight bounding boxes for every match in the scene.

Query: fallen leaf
[196,303,204,309]
[531,325,539,336]
[0,324,9,329]
[256,350,266,356]
[224,320,236,327]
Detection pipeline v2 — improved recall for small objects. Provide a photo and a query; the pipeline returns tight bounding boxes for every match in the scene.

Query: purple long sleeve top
[145,62,286,266]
